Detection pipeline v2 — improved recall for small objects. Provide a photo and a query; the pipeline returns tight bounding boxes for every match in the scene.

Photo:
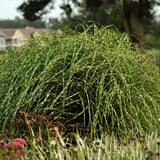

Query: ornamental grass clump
[0,25,160,135]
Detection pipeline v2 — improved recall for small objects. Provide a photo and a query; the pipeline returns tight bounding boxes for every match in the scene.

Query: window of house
[0,38,4,44]
[5,38,12,44]
[13,39,18,44]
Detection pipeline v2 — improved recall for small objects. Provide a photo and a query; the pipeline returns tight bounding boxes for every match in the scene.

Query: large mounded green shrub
[0,26,160,134]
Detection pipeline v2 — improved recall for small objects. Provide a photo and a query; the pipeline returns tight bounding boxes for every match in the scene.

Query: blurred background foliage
[0,0,160,49]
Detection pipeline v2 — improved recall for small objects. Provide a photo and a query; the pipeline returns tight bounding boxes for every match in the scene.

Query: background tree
[17,0,160,49]
[59,1,124,33]
[46,17,61,30]
[85,0,160,49]
[144,17,160,49]
[0,16,46,28]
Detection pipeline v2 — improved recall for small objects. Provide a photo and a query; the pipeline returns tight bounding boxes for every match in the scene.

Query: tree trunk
[123,18,132,35]
[113,0,146,52]
[123,0,133,35]
[131,11,146,52]
[113,0,132,35]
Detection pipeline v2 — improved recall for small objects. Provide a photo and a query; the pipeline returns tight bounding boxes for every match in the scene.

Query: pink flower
[31,117,36,122]
[16,149,26,157]
[24,113,29,117]
[17,118,23,123]
[0,140,5,144]
[26,118,36,124]
[36,137,40,142]
[49,126,59,132]
[40,115,47,120]
[13,138,27,145]
[18,110,24,114]
[63,137,70,142]
[6,141,23,149]
[26,119,32,124]
[0,140,5,148]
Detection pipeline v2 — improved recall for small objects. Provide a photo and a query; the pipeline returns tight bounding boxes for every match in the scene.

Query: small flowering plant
[0,138,27,159]
[13,138,27,145]
[6,141,23,149]
[5,108,65,140]
[0,108,66,159]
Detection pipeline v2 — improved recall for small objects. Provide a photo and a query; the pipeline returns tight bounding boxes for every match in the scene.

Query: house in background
[0,29,16,50]
[0,32,6,51]
[12,27,51,47]
[0,27,51,50]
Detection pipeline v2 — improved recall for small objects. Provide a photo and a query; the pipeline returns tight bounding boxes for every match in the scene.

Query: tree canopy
[18,0,160,49]
[17,0,160,21]
[0,17,46,28]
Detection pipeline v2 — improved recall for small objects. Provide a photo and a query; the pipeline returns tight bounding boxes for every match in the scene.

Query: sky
[0,0,160,21]
[0,0,63,20]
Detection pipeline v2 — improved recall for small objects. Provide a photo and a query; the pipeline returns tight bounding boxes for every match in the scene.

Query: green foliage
[155,39,160,49]
[145,34,160,49]
[145,34,156,47]
[17,0,160,21]
[0,26,160,135]
[146,49,160,67]
[0,16,46,28]
[60,2,124,33]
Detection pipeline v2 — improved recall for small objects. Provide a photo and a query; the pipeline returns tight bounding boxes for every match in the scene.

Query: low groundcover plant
[1,127,160,160]
[0,138,27,159]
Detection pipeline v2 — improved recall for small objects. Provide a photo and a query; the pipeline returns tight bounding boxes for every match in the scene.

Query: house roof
[0,29,17,38]
[0,32,6,37]
[0,27,51,38]
[17,27,51,36]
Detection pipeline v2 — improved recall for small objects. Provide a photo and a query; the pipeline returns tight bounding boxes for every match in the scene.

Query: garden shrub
[0,26,160,135]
